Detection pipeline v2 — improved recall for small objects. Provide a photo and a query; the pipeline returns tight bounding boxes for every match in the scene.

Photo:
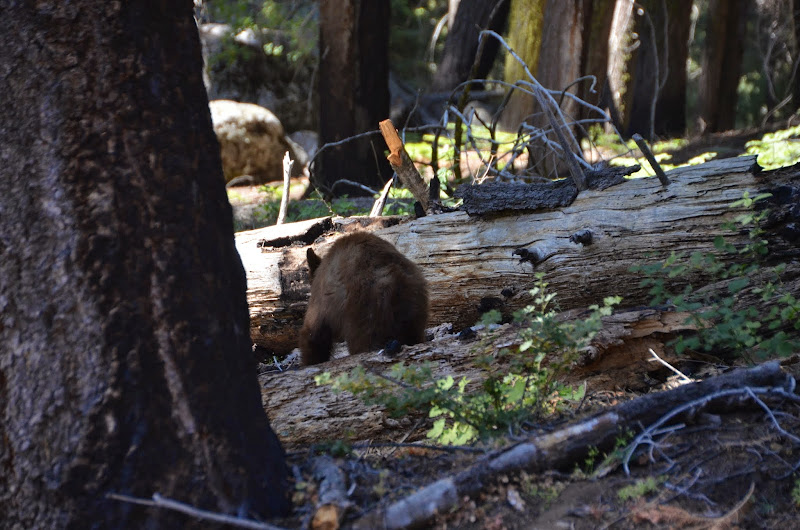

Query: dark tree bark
[625,0,693,139]
[699,0,747,133]
[430,0,510,93]
[317,0,392,197]
[0,2,289,528]
[578,0,617,123]
[794,0,800,112]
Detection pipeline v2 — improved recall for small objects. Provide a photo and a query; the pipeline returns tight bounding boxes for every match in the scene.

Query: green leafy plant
[792,477,800,507]
[617,476,664,501]
[633,192,800,361]
[318,275,620,445]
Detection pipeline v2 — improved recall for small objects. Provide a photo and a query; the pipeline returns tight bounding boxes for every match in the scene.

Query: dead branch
[276,151,293,225]
[379,119,443,214]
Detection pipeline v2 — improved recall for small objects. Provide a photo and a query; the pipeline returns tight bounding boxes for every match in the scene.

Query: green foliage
[205,1,317,67]
[745,124,800,170]
[318,275,620,445]
[792,477,800,507]
[617,476,664,501]
[578,428,634,477]
[632,192,800,361]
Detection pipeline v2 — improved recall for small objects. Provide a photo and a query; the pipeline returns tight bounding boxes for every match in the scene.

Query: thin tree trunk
[0,2,289,527]
[317,0,392,196]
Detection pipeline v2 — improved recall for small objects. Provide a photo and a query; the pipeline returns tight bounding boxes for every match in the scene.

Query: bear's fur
[299,232,429,365]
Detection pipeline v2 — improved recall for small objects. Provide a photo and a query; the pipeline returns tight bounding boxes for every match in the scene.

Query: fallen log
[237,156,800,355]
[260,307,706,449]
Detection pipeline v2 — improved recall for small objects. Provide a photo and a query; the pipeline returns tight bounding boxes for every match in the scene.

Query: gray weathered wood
[237,155,798,354]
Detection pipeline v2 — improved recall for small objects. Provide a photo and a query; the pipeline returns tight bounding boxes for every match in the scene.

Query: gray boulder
[210,99,301,184]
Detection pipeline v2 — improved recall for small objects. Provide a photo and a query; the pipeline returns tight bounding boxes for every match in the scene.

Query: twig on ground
[106,492,288,530]
[647,348,691,383]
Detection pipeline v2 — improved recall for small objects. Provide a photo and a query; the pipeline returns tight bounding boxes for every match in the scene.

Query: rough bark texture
[699,0,747,133]
[577,0,616,122]
[317,0,392,196]
[0,2,289,527]
[431,0,510,92]
[500,0,546,130]
[625,0,692,138]
[606,0,635,130]
[238,156,800,355]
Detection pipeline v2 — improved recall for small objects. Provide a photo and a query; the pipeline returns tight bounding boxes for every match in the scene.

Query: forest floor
[235,129,800,529]
[264,325,800,530]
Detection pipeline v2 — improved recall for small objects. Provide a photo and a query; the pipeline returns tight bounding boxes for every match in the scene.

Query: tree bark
[500,0,547,130]
[431,0,510,93]
[317,0,392,197]
[238,156,800,355]
[625,0,692,139]
[699,0,747,133]
[0,2,289,527]
[578,0,617,123]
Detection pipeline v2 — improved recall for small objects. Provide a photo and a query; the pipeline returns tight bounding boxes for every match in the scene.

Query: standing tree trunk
[578,0,617,124]
[607,0,636,131]
[794,0,800,112]
[653,0,692,136]
[502,0,584,176]
[0,2,289,527]
[317,0,392,197]
[626,0,692,138]
[431,0,510,93]
[699,0,747,133]
[500,0,547,130]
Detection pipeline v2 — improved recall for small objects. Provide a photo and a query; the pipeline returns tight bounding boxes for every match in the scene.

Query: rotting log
[237,156,800,355]
[260,306,741,449]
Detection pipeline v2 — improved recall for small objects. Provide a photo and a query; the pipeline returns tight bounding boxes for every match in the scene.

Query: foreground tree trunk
[0,2,289,527]
[317,0,392,196]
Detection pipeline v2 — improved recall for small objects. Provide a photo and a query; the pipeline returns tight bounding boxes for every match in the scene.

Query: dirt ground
[264,325,800,530]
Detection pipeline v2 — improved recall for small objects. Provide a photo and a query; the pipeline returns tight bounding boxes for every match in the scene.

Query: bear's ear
[307,248,322,279]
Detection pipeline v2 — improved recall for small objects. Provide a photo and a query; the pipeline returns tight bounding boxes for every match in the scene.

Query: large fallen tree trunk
[258,306,702,448]
[237,156,800,355]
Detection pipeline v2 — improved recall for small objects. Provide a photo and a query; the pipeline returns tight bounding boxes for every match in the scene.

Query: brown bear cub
[300,232,429,365]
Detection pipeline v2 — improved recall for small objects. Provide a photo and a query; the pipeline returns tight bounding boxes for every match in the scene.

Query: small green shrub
[633,192,800,361]
[617,476,663,501]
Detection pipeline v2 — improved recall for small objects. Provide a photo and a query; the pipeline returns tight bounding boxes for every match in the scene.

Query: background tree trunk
[699,0,747,133]
[500,0,547,130]
[794,0,800,112]
[624,0,692,138]
[317,0,392,197]
[578,0,617,124]
[431,0,510,93]
[0,2,289,527]
[606,0,635,131]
